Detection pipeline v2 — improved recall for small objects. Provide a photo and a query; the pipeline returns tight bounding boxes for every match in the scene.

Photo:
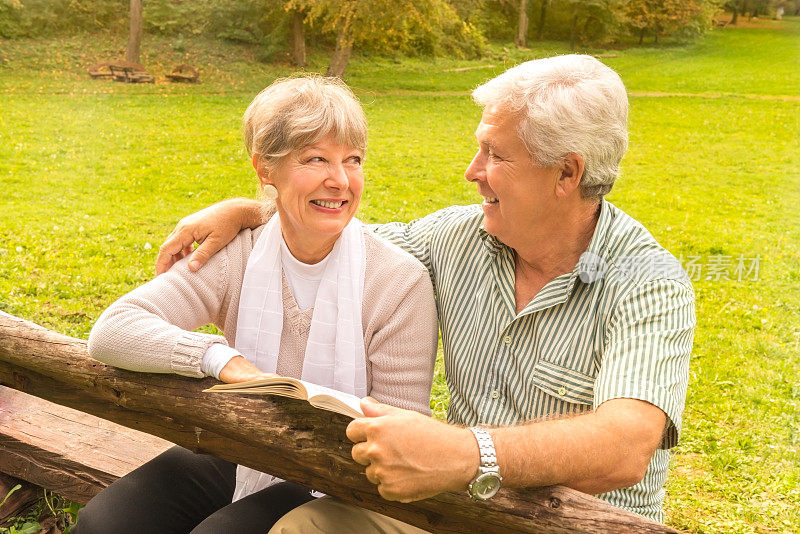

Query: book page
[203,376,307,399]
[203,376,363,418]
[301,381,364,418]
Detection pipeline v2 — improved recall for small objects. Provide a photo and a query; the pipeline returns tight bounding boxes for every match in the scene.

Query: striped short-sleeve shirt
[373,200,695,522]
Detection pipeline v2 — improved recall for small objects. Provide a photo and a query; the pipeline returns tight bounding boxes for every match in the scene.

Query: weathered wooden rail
[0,311,681,533]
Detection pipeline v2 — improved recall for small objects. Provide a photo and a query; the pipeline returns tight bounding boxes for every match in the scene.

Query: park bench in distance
[86,62,114,79]
[87,61,154,83]
[166,64,199,83]
[0,311,683,534]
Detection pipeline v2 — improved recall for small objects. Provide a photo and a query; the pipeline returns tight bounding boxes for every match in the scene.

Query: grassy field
[1,17,799,533]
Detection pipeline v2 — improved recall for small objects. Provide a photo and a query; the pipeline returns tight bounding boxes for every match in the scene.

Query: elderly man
[156,55,694,529]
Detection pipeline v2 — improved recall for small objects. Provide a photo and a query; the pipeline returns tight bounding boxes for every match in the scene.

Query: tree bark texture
[569,3,578,51]
[515,0,530,48]
[537,0,548,40]
[125,0,143,65]
[290,10,307,68]
[0,312,682,534]
[0,387,170,504]
[326,24,353,78]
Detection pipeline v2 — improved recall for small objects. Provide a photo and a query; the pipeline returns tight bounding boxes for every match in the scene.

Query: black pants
[73,445,315,534]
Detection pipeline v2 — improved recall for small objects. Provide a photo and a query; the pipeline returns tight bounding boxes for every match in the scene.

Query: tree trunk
[514,0,529,48]
[326,25,353,78]
[569,3,578,51]
[125,0,143,65]
[290,10,306,68]
[731,7,739,24]
[639,27,645,45]
[0,387,170,504]
[537,0,548,40]
[0,312,682,534]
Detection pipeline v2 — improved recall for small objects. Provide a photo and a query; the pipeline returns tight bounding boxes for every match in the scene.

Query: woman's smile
[310,198,348,210]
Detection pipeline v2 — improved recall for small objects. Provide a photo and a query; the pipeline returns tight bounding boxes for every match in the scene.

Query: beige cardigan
[88,226,438,415]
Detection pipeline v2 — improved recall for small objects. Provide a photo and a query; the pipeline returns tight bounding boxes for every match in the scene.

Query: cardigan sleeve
[362,236,439,415]
[88,243,233,378]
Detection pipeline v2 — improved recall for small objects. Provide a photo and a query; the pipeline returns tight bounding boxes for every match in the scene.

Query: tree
[126,0,143,64]
[323,0,356,77]
[0,0,22,45]
[565,0,620,50]
[515,0,530,47]
[289,8,307,67]
[624,0,659,44]
[624,0,712,44]
[725,0,743,23]
[536,0,550,40]
[290,0,484,78]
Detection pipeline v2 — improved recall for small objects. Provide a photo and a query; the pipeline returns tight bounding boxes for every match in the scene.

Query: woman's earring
[263,184,278,200]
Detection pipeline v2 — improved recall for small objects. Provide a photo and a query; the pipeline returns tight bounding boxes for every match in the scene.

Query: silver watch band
[467,426,502,500]
[469,426,499,474]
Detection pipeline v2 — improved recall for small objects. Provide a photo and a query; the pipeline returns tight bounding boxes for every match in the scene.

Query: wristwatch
[467,426,502,501]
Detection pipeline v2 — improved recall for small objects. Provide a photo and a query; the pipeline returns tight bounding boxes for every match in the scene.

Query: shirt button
[491,390,500,399]
[557,386,567,396]
[502,335,512,345]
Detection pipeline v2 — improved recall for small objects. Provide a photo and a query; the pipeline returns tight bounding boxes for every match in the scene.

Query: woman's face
[261,135,364,261]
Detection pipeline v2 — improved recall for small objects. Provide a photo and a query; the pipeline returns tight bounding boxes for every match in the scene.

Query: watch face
[471,472,501,500]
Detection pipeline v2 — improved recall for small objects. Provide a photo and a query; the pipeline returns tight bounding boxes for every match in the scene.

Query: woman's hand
[155,198,265,275]
[218,355,277,384]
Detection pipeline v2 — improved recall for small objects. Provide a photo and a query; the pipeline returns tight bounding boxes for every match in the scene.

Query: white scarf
[232,213,367,500]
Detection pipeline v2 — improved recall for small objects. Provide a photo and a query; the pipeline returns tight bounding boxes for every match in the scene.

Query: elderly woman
[74,76,438,534]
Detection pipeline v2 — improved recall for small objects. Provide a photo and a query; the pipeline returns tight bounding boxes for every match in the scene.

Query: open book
[203,376,363,419]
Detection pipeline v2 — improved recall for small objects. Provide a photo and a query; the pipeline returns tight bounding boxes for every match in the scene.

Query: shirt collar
[477,200,614,315]
[478,225,504,255]
[570,199,613,289]
[477,200,613,266]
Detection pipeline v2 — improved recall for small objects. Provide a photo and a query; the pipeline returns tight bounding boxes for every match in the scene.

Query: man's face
[464,105,562,248]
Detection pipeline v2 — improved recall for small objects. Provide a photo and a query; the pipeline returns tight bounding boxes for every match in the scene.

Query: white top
[279,237,330,312]
[201,237,332,379]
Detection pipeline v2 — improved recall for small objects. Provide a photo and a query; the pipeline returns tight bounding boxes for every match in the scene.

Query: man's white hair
[472,54,628,199]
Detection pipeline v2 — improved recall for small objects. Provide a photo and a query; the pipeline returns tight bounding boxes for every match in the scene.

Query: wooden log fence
[0,311,681,533]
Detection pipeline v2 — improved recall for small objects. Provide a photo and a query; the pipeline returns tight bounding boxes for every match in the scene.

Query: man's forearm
[491,398,666,494]
[229,197,268,229]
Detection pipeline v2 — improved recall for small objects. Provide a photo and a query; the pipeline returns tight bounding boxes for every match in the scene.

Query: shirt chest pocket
[531,358,596,406]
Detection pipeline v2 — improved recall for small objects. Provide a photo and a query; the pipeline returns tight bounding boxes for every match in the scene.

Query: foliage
[0,484,40,534]
[0,488,79,534]
[725,0,796,20]
[624,0,719,43]
[0,0,723,52]
[1,16,800,533]
[287,0,486,57]
[0,522,40,534]
[0,0,126,39]
[567,0,627,46]
[0,484,21,508]
[456,0,518,41]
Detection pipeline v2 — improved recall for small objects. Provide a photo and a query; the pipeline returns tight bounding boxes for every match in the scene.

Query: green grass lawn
[1,18,799,533]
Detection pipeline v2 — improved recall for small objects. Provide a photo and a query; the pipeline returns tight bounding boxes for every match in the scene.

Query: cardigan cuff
[171,331,229,378]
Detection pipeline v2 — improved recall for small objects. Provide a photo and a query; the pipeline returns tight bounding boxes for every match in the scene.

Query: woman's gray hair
[243,75,367,169]
[472,55,628,200]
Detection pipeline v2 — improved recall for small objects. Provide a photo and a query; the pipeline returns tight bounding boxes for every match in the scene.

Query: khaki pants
[268,496,430,534]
